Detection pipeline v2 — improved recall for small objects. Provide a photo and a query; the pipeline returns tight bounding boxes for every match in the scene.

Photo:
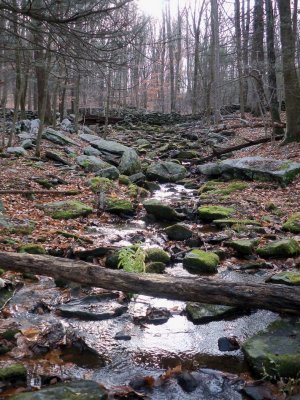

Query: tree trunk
[235,0,245,119]
[0,252,300,315]
[277,0,300,142]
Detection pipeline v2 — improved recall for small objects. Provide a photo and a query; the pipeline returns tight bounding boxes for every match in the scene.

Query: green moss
[199,181,248,199]
[145,247,170,264]
[89,177,113,193]
[18,244,46,254]
[145,262,166,273]
[164,224,193,241]
[43,200,93,219]
[257,239,300,258]
[268,271,300,286]
[282,213,300,234]
[119,175,130,185]
[183,249,219,274]
[106,198,133,214]
[213,218,261,227]
[0,364,27,381]
[0,216,35,235]
[0,268,4,275]
[228,239,258,256]
[198,205,235,221]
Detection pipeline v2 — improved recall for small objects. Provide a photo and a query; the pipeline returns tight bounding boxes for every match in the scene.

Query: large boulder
[197,157,300,184]
[198,205,235,221]
[183,249,219,274]
[164,223,193,241]
[6,147,27,156]
[43,128,79,146]
[256,239,300,258]
[242,319,300,378]
[143,199,184,221]
[146,161,187,182]
[42,200,93,219]
[76,155,109,172]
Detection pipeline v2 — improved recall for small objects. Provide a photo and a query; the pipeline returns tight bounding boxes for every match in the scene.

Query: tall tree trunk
[235,0,245,118]
[166,4,176,112]
[210,0,221,123]
[277,0,300,142]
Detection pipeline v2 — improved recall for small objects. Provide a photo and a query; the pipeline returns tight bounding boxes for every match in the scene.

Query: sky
[138,0,180,19]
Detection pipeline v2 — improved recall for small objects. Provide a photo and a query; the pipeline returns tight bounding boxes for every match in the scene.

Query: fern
[118,245,146,273]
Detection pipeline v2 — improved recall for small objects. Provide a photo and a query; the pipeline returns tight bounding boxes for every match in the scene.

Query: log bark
[0,252,300,315]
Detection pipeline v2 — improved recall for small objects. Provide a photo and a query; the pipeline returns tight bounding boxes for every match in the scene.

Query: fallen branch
[0,252,299,315]
[0,190,80,195]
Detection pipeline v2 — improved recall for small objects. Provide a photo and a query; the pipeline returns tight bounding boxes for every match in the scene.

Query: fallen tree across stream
[1,252,300,315]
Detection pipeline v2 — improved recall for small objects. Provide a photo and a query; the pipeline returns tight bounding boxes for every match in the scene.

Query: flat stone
[43,128,79,146]
[198,205,235,221]
[146,161,187,182]
[186,302,237,323]
[256,239,300,258]
[143,199,184,221]
[7,147,27,156]
[42,200,93,219]
[267,271,300,286]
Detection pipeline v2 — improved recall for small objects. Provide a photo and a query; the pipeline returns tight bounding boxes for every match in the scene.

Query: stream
[0,184,281,399]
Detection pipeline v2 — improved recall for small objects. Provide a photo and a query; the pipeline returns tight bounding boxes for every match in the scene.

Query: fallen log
[0,252,300,315]
[197,135,284,164]
[0,190,80,196]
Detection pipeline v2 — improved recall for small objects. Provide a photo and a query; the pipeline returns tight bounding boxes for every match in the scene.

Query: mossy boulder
[42,200,93,219]
[145,247,170,264]
[145,262,166,273]
[119,175,130,185]
[18,244,46,255]
[183,249,219,274]
[0,364,27,381]
[282,213,300,234]
[198,205,235,221]
[76,155,109,172]
[228,239,258,256]
[242,319,300,378]
[88,177,113,193]
[106,198,133,214]
[213,218,261,228]
[95,166,120,180]
[256,239,300,258]
[186,302,238,324]
[10,380,108,400]
[176,150,199,160]
[164,224,193,241]
[143,200,184,221]
[199,181,248,199]
[0,216,35,234]
[267,271,300,286]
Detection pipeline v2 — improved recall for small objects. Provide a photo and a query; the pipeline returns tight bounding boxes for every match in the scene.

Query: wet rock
[267,271,300,286]
[256,239,300,258]
[135,306,171,325]
[145,262,166,273]
[146,161,187,183]
[145,247,170,264]
[227,239,258,256]
[198,206,235,222]
[242,382,281,400]
[42,200,93,219]
[95,166,120,180]
[106,197,133,214]
[186,302,237,324]
[143,199,184,221]
[282,213,300,234]
[18,244,46,255]
[43,128,79,146]
[197,157,300,185]
[164,223,193,241]
[7,147,27,156]
[10,380,108,400]
[242,319,300,378]
[58,294,127,320]
[218,337,240,352]
[114,331,132,340]
[183,249,219,274]
[0,216,35,234]
[177,371,199,392]
[76,155,109,172]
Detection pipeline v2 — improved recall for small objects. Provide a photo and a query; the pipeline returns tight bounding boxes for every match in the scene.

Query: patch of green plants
[118,245,146,273]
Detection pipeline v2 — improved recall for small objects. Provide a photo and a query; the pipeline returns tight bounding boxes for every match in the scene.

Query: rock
[42,200,93,219]
[106,198,133,214]
[0,363,27,382]
[197,157,300,185]
[198,205,235,221]
[143,199,184,221]
[242,319,300,378]
[88,177,113,193]
[95,166,120,180]
[218,337,240,352]
[145,247,170,264]
[199,181,248,198]
[10,380,108,400]
[30,119,40,135]
[213,218,261,228]
[146,161,187,182]
[114,331,132,340]
[83,146,102,156]
[228,239,258,256]
[282,213,300,234]
[177,371,199,393]
[186,302,237,323]
[0,216,35,234]
[21,139,34,149]
[60,118,72,131]
[119,175,130,185]
[7,147,27,156]
[145,262,166,273]
[175,150,199,160]
[164,223,193,241]
[43,128,79,146]
[136,138,151,146]
[267,271,300,286]
[45,151,71,166]
[118,148,141,175]
[128,172,146,184]
[76,155,109,172]
[18,244,46,255]
[183,249,219,274]
[256,239,300,258]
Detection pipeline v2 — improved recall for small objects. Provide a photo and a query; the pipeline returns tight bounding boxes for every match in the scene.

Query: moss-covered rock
[119,175,130,185]
[145,262,166,273]
[186,302,238,324]
[183,249,219,274]
[164,223,193,241]
[213,218,261,228]
[198,205,235,221]
[88,176,113,193]
[0,364,27,381]
[228,239,258,256]
[42,200,93,219]
[145,247,170,264]
[0,216,35,234]
[282,213,300,234]
[267,271,300,286]
[256,239,300,258]
[199,181,248,199]
[143,200,184,221]
[106,198,133,214]
[242,319,300,379]
[18,244,46,255]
